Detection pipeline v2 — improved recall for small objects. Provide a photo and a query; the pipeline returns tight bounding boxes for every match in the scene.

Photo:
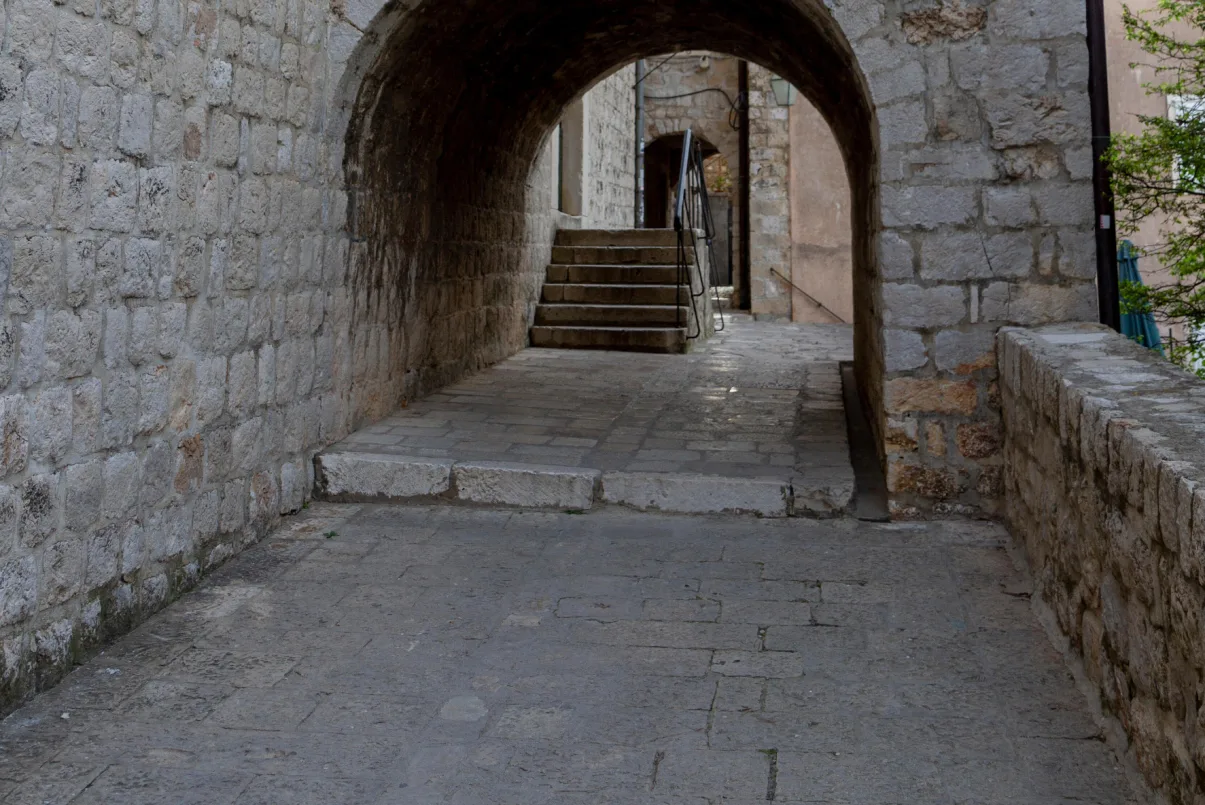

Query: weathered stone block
[887,460,962,499]
[934,329,996,374]
[0,556,36,626]
[981,281,1096,325]
[984,187,1035,228]
[992,0,1087,39]
[886,378,978,415]
[84,525,121,590]
[46,310,102,378]
[951,44,1048,93]
[117,93,153,157]
[985,93,1091,149]
[64,461,103,532]
[456,462,598,510]
[956,422,1001,459]
[882,186,977,229]
[139,439,174,508]
[316,452,453,500]
[10,236,62,315]
[102,452,140,522]
[0,60,22,137]
[19,69,59,145]
[884,329,928,373]
[19,474,59,548]
[90,160,138,233]
[28,387,71,465]
[920,232,1030,281]
[882,283,966,329]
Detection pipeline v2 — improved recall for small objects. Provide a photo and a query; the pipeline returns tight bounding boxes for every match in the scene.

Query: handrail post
[671,127,726,339]
[674,129,694,233]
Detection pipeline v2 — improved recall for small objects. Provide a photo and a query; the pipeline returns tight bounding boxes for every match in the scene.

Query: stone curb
[315,452,454,499]
[792,468,856,515]
[314,452,849,517]
[452,461,599,510]
[599,471,792,517]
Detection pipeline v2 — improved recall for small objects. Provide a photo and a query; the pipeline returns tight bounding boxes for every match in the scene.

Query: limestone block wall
[747,64,792,321]
[1001,325,1205,803]
[0,0,347,707]
[642,51,742,282]
[582,67,636,229]
[878,0,1098,516]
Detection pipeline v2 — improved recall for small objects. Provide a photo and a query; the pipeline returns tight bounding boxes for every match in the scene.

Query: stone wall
[878,0,1098,516]
[1001,325,1205,803]
[642,51,742,287]
[747,63,792,321]
[582,67,636,228]
[0,0,348,707]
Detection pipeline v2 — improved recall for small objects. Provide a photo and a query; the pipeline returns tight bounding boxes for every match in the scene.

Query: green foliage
[1106,0,1205,372]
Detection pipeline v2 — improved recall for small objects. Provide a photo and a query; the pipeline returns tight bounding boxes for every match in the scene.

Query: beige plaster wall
[789,98,854,324]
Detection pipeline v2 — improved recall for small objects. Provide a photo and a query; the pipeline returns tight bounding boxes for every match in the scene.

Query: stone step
[541,283,688,305]
[315,452,852,517]
[530,325,687,353]
[550,245,686,266]
[555,228,679,248]
[545,264,682,284]
[534,304,686,327]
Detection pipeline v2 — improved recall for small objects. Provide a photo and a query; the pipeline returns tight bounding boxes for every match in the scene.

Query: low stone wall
[1001,324,1205,802]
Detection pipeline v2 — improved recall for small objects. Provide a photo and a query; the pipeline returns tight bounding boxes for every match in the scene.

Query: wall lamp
[769,75,797,107]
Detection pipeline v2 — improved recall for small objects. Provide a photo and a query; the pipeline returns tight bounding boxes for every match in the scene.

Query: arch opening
[337,0,881,456]
[642,131,722,231]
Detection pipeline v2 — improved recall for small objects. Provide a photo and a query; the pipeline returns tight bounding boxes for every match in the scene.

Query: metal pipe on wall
[1085,0,1121,331]
[634,59,646,228]
[737,60,751,311]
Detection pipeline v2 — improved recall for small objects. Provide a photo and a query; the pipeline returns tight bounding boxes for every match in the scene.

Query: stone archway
[327,0,880,456]
[319,0,1098,515]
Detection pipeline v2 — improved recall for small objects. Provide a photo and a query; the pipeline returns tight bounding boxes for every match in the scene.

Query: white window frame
[1167,94,1205,187]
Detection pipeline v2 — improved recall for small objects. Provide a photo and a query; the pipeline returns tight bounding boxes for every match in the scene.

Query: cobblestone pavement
[327,316,854,481]
[0,503,1136,804]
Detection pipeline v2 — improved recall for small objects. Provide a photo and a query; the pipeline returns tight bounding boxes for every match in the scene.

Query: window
[1166,94,1205,188]
[550,123,564,211]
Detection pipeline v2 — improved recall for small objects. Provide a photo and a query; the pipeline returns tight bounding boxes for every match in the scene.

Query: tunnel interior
[336,0,880,439]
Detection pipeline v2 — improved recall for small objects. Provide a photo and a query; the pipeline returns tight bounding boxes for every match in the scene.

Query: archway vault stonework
[0,0,1095,703]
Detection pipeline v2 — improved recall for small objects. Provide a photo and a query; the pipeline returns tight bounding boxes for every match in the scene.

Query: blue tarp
[1119,240,1164,353]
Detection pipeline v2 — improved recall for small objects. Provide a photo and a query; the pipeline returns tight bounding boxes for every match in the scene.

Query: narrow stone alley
[0,503,1135,804]
[319,316,856,517]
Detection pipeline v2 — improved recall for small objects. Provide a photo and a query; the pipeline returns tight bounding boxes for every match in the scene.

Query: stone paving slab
[0,503,1140,804]
[319,315,856,516]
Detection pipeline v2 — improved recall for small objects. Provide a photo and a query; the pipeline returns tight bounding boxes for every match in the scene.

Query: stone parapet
[1000,324,1205,801]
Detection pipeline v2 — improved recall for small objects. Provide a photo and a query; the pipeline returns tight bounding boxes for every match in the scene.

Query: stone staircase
[530,229,712,353]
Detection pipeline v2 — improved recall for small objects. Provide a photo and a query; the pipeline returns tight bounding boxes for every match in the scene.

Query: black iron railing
[769,267,847,323]
[672,128,726,338]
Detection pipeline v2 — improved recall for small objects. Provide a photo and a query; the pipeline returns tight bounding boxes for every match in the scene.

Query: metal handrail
[672,127,726,338]
[769,268,848,323]
[673,129,694,235]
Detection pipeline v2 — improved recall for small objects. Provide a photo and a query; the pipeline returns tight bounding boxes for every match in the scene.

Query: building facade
[641,52,855,324]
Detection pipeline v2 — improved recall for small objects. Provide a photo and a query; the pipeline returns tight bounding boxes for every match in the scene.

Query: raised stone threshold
[314,451,853,517]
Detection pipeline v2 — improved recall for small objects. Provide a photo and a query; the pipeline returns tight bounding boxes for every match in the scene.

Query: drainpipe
[1086,0,1121,331]
[634,59,646,228]
[738,60,752,311]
